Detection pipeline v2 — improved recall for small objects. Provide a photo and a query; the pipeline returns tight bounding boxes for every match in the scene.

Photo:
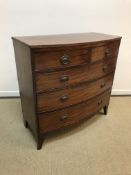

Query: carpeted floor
[0,97,131,175]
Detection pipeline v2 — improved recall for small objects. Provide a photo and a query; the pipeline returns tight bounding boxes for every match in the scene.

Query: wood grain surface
[35,59,116,93]
[37,74,114,113]
[12,32,121,48]
[38,90,110,133]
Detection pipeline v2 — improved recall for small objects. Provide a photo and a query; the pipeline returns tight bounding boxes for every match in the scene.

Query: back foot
[37,137,44,150]
[103,106,108,115]
[24,120,29,128]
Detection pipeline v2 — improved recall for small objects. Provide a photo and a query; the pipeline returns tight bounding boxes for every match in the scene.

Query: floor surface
[0,97,131,175]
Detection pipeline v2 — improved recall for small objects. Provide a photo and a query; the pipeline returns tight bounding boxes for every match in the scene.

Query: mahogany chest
[12,33,121,149]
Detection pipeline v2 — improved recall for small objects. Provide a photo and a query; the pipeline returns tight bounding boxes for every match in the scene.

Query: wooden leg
[103,106,108,115]
[24,120,29,128]
[37,137,44,150]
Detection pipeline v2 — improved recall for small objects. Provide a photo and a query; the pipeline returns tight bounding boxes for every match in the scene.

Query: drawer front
[37,74,113,113]
[33,48,89,72]
[38,90,111,133]
[35,59,116,93]
[91,41,119,63]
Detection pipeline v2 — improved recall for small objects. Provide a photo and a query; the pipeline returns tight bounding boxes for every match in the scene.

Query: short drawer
[91,41,119,63]
[33,48,89,72]
[36,73,113,113]
[35,59,116,93]
[38,90,110,133]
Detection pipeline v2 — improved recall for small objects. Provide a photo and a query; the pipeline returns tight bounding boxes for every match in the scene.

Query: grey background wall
[0,0,131,96]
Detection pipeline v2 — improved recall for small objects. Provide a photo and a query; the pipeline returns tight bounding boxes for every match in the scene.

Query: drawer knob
[103,65,108,72]
[98,100,103,105]
[60,54,70,65]
[100,82,106,88]
[105,49,111,57]
[60,75,69,82]
[60,95,69,101]
[60,114,68,121]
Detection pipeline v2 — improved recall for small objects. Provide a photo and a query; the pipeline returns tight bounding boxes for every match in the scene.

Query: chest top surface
[12,32,121,48]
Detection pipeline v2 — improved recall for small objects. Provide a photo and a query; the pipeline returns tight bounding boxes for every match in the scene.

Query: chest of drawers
[12,33,121,149]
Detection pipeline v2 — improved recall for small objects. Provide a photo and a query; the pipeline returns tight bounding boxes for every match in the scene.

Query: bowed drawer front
[38,91,111,133]
[12,33,121,149]
[35,59,116,93]
[33,48,89,71]
[37,74,113,112]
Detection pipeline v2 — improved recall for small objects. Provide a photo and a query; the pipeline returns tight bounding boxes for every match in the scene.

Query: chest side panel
[13,40,38,139]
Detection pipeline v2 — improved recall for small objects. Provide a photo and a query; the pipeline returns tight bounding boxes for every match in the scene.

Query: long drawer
[36,74,113,113]
[35,59,116,93]
[38,90,110,133]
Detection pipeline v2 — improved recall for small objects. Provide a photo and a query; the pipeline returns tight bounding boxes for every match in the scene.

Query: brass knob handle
[60,54,70,65]
[105,49,111,57]
[60,114,68,121]
[103,65,108,72]
[60,75,69,82]
[98,100,103,105]
[100,82,106,88]
[60,95,69,102]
